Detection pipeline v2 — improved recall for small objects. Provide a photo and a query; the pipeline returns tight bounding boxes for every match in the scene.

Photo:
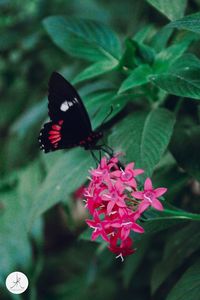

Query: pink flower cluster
[84,155,167,261]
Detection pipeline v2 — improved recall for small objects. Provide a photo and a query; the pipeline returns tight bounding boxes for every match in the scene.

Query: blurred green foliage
[1,0,200,299]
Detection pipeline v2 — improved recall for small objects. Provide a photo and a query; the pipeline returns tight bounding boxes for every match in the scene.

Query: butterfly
[38,72,103,153]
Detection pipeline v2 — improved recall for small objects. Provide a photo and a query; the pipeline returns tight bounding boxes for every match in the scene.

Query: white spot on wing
[61,100,74,111]
[60,98,78,112]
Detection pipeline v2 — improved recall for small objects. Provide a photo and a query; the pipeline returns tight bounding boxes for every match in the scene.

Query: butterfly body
[38,72,102,153]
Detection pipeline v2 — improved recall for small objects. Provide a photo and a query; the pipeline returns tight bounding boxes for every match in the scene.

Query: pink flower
[85,185,107,215]
[86,211,110,242]
[111,211,144,240]
[132,178,167,213]
[84,155,167,260]
[101,181,127,214]
[108,236,136,261]
[90,156,118,182]
[74,185,85,200]
[111,162,144,188]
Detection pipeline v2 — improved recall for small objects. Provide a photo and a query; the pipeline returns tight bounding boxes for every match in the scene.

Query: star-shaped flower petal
[132,178,167,213]
[86,211,109,242]
[111,162,144,189]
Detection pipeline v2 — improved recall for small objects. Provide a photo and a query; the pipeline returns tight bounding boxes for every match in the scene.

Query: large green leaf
[166,258,200,300]
[122,239,150,288]
[120,39,155,70]
[17,162,44,228]
[0,191,32,284]
[167,12,200,34]
[109,108,176,176]
[84,91,133,130]
[153,36,195,73]
[170,125,200,181]
[118,64,152,93]
[31,149,94,222]
[150,73,200,99]
[133,25,155,43]
[43,16,121,62]
[151,223,200,293]
[133,41,155,66]
[10,99,46,138]
[141,217,188,236]
[147,0,187,21]
[120,33,193,92]
[73,59,118,83]
[150,27,173,52]
[150,54,200,99]
[152,154,189,202]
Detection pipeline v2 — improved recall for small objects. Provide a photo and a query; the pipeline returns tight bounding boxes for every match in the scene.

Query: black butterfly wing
[48,72,91,131]
[39,120,82,153]
[38,72,94,153]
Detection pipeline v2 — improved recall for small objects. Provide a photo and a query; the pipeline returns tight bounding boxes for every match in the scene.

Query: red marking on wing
[51,137,61,144]
[49,134,60,140]
[49,130,60,135]
[52,125,61,130]
[48,120,64,147]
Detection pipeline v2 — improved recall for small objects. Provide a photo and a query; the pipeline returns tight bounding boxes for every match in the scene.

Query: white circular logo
[6,272,29,294]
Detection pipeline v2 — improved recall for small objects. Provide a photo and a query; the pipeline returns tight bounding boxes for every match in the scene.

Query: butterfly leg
[105,144,114,157]
[90,150,100,166]
[98,149,102,162]
[97,144,114,158]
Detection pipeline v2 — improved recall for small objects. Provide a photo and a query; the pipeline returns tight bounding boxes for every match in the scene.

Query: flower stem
[163,208,200,221]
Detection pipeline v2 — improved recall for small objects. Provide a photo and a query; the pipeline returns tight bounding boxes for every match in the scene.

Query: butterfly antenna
[100,105,113,128]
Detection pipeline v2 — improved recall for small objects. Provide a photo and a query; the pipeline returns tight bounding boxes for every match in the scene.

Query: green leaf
[151,223,200,293]
[43,16,121,62]
[153,36,194,73]
[153,154,189,202]
[0,189,32,281]
[84,91,131,130]
[150,27,173,52]
[31,149,94,221]
[78,80,115,97]
[40,151,63,173]
[73,59,118,84]
[10,99,46,138]
[134,41,155,66]
[170,125,200,181]
[141,217,188,236]
[118,64,152,93]
[150,73,200,99]
[150,54,200,99]
[17,162,44,228]
[166,258,200,300]
[109,108,176,176]
[122,239,150,288]
[147,0,187,21]
[167,12,200,34]
[134,25,155,43]
[120,39,155,70]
